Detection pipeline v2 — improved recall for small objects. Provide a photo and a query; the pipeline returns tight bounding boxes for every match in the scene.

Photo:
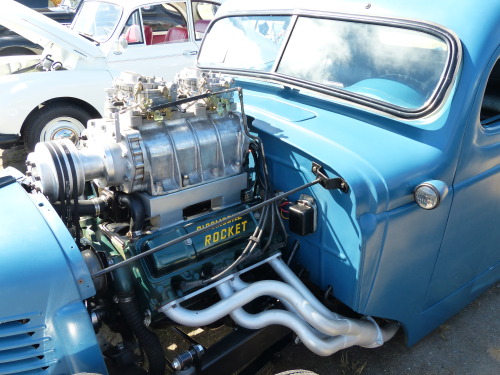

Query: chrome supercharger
[19,69,399,374]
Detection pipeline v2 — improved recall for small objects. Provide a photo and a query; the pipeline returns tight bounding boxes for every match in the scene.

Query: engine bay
[19,68,398,374]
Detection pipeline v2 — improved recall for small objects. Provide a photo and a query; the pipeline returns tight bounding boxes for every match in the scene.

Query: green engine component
[95,203,268,317]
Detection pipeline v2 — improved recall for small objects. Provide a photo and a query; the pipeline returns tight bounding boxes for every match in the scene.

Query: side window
[192,1,220,40]
[121,10,144,45]
[481,59,500,126]
[141,2,188,44]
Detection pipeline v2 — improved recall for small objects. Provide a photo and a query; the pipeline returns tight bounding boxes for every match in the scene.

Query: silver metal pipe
[229,276,328,328]
[230,275,333,320]
[229,276,332,340]
[162,279,377,338]
[160,256,399,356]
[268,259,399,343]
[267,259,400,343]
[230,275,398,344]
[269,256,340,320]
[381,320,401,342]
[217,283,374,356]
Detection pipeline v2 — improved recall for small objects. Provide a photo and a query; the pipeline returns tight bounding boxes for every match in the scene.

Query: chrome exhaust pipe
[159,254,399,356]
[216,282,378,356]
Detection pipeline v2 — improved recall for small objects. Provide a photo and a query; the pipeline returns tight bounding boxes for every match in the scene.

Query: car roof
[217,0,500,63]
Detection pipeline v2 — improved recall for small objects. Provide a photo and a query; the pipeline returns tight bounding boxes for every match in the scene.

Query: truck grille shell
[0,312,58,375]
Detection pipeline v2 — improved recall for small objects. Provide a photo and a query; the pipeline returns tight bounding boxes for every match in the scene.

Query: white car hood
[0,0,102,61]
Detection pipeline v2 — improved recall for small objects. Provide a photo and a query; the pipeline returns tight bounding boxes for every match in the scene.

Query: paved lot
[0,145,26,171]
[1,145,498,375]
[268,285,499,375]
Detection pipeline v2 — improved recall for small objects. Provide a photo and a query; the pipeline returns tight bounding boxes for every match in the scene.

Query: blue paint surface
[0,179,108,374]
[220,1,500,340]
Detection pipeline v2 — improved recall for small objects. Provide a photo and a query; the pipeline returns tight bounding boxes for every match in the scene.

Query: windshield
[200,16,291,71]
[72,1,122,42]
[199,15,452,113]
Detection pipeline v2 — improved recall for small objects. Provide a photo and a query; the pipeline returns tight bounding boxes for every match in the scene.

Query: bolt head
[194,344,204,355]
[172,358,181,371]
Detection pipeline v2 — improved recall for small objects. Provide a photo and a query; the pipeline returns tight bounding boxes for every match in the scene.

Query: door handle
[183,50,198,56]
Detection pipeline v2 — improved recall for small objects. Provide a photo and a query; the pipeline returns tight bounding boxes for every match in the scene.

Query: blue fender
[0,176,107,375]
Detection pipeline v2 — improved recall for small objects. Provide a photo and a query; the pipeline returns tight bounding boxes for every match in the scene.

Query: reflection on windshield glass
[72,2,122,43]
[279,18,448,109]
[198,16,291,71]
[199,15,450,110]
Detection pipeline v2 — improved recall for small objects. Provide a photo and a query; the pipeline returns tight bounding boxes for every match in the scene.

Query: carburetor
[27,69,250,229]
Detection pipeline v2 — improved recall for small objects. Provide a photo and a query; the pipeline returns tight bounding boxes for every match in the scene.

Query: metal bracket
[311,162,349,193]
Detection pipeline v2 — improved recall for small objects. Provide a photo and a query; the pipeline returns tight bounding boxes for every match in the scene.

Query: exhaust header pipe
[159,254,399,356]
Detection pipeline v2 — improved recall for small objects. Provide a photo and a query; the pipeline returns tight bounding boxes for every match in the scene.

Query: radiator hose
[53,197,108,217]
[117,193,146,238]
[114,266,166,375]
[118,297,166,375]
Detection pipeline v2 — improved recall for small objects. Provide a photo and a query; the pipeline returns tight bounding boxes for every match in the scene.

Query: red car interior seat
[164,26,188,42]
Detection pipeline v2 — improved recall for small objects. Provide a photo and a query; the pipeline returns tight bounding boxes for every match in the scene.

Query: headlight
[414,180,448,210]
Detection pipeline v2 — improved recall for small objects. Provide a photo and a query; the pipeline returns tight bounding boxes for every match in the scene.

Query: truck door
[424,54,500,308]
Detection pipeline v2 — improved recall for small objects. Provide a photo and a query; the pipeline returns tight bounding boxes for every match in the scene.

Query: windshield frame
[71,0,123,43]
[197,10,461,119]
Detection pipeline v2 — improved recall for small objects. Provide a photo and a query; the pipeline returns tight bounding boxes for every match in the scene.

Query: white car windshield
[72,1,122,43]
[199,15,451,112]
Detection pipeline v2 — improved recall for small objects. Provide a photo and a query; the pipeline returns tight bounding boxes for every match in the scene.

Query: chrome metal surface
[138,173,248,228]
[40,116,85,144]
[161,255,399,357]
[26,70,249,205]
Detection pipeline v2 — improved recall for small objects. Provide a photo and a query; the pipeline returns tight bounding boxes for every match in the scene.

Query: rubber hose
[117,193,146,234]
[53,197,107,216]
[118,297,166,375]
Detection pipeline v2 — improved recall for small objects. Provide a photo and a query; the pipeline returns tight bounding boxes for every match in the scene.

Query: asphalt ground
[1,145,498,375]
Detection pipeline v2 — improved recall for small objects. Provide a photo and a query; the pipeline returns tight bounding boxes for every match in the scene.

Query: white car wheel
[39,116,86,144]
[24,102,92,151]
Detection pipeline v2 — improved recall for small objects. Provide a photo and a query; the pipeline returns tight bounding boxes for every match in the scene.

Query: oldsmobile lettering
[196,216,243,231]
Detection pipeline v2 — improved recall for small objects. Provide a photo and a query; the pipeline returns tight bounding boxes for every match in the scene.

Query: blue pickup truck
[0,0,498,374]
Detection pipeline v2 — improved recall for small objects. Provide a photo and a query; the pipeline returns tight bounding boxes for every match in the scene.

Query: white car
[0,0,220,150]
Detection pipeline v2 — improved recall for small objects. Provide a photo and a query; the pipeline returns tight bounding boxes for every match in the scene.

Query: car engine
[17,69,398,374]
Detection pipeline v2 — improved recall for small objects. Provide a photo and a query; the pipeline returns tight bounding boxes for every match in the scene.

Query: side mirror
[113,36,128,55]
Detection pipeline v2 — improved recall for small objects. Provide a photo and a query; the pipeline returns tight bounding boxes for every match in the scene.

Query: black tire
[274,370,319,375]
[24,102,91,151]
